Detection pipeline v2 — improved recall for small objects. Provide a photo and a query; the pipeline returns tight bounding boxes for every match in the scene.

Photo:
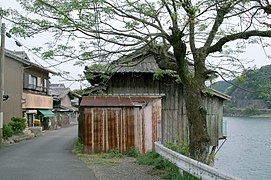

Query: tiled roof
[5,49,55,74]
[49,87,70,99]
[115,55,159,73]
[5,49,30,65]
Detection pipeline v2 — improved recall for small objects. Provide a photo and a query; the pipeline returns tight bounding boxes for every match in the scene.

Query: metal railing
[24,84,48,93]
[155,142,241,180]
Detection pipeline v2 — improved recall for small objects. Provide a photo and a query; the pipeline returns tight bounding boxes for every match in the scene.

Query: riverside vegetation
[73,139,198,180]
[213,65,271,116]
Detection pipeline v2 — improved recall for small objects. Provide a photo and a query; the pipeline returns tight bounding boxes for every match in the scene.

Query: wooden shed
[79,96,162,153]
[85,51,231,148]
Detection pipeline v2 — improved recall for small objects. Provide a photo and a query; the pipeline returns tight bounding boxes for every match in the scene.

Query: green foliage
[199,24,208,31]
[87,64,107,72]
[202,88,214,97]
[212,80,232,94]
[165,143,190,156]
[259,84,271,106]
[73,138,84,154]
[85,64,111,87]
[223,102,237,115]
[42,50,55,59]
[224,65,271,108]
[153,68,176,80]
[153,68,181,83]
[3,124,13,139]
[72,89,86,95]
[242,105,259,116]
[102,149,123,158]
[8,117,26,134]
[136,151,198,180]
[126,147,140,158]
[137,151,167,168]
[6,0,271,163]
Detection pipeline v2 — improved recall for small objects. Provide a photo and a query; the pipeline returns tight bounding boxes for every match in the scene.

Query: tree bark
[169,26,210,163]
[183,80,210,162]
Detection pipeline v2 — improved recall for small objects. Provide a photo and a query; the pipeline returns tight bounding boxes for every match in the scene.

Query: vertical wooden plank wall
[106,73,224,146]
[204,95,224,146]
[82,107,137,153]
[107,74,189,145]
[160,78,188,144]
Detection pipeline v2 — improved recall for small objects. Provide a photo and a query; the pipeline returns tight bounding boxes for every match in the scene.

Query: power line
[4,25,85,87]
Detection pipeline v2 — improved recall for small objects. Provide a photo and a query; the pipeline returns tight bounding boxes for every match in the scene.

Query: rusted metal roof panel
[80,96,161,107]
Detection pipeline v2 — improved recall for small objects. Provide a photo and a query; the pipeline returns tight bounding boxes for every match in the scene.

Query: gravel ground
[77,154,160,180]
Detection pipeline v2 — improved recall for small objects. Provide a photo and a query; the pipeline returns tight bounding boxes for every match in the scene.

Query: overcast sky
[1,0,271,89]
[1,0,88,90]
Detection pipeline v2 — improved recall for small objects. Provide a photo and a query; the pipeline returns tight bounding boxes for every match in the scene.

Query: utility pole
[0,23,5,146]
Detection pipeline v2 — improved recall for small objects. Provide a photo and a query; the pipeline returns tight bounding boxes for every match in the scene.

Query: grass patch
[126,147,140,158]
[101,149,123,158]
[73,140,198,180]
[72,138,84,154]
[165,143,190,156]
[73,140,124,166]
[137,151,198,180]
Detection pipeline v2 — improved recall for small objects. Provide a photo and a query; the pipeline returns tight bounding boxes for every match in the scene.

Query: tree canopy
[2,0,271,162]
[2,0,271,75]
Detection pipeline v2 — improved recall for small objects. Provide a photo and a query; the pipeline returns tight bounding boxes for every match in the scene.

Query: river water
[214,117,271,180]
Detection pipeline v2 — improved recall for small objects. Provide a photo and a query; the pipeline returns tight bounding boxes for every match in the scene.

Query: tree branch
[204,4,231,49]
[207,30,271,54]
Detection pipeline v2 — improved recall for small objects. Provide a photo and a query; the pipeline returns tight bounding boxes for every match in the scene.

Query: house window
[43,79,47,92]
[29,75,37,90]
[37,77,42,91]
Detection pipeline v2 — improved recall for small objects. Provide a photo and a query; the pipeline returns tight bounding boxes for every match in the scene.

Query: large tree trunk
[168,27,210,163]
[184,80,210,162]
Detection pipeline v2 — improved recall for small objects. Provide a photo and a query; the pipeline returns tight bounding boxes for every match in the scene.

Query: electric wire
[2,23,85,88]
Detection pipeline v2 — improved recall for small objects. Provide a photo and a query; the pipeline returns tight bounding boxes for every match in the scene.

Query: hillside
[213,65,271,115]
[212,80,232,94]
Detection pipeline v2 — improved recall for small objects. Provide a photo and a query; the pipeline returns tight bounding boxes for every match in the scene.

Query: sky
[1,0,88,90]
[1,0,271,89]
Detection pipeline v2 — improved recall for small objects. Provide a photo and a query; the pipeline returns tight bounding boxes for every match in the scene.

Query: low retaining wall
[155,142,241,180]
[28,127,42,137]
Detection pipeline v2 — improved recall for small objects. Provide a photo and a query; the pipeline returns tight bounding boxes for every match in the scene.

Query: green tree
[2,0,271,162]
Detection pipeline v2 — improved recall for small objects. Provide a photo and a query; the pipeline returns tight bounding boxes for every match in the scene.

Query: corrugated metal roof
[80,96,161,107]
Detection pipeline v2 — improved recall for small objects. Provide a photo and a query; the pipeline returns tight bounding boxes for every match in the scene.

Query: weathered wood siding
[82,107,135,153]
[204,95,224,145]
[105,73,224,146]
[80,99,161,153]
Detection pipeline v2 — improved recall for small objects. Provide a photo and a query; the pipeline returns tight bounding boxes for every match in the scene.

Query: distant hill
[212,80,232,94]
[213,65,271,115]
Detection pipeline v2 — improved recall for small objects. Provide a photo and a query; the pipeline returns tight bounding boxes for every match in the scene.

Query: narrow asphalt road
[0,125,97,180]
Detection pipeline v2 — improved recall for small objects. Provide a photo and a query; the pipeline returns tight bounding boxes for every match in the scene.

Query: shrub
[126,147,140,158]
[242,105,259,116]
[73,138,84,154]
[8,117,26,134]
[166,143,190,156]
[102,149,123,158]
[3,124,13,139]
